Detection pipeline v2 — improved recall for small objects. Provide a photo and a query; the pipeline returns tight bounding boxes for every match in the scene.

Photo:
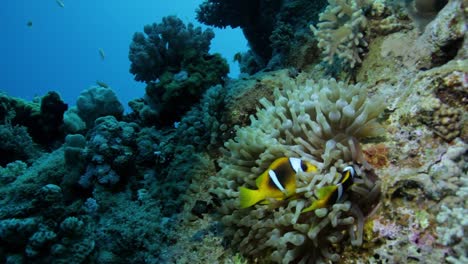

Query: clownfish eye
[301,161,308,172]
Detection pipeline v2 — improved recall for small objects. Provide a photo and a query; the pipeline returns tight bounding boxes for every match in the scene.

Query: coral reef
[175,84,228,152]
[0,124,39,166]
[129,15,216,83]
[196,0,327,73]
[436,204,468,263]
[1,0,467,263]
[128,15,228,125]
[76,86,124,129]
[420,101,463,141]
[0,92,68,147]
[78,116,138,190]
[403,0,466,70]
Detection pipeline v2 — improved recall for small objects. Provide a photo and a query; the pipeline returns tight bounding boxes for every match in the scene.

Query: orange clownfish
[302,165,356,213]
[239,157,317,208]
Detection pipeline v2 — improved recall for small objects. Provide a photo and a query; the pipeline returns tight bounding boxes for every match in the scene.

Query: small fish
[98,48,105,60]
[302,165,356,213]
[27,20,33,27]
[239,157,317,208]
[96,80,109,88]
[56,0,65,8]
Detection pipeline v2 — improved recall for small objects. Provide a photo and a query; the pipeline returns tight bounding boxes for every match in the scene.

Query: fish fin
[302,200,322,213]
[315,185,337,200]
[301,186,337,213]
[255,172,267,188]
[239,187,264,208]
[285,193,300,201]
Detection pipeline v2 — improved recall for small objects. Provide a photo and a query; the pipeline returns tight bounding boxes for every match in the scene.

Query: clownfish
[239,157,317,208]
[302,165,356,213]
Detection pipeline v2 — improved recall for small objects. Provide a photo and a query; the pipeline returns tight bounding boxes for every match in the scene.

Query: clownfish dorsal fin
[289,157,302,173]
[342,166,355,182]
[239,186,265,208]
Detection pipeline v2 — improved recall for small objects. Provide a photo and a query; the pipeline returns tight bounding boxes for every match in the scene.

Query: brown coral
[436,71,468,110]
[420,102,463,142]
[363,143,390,168]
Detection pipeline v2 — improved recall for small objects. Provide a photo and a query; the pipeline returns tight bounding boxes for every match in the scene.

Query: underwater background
[1,0,246,108]
[0,0,466,263]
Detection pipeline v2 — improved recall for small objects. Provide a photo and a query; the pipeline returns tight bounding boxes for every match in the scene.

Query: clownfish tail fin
[239,187,264,208]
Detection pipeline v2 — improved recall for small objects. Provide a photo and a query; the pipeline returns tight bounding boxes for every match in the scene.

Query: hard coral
[129,15,229,125]
[420,101,463,142]
[363,143,390,168]
[129,15,216,83]
[197,0,327,73]
[176,84,228,152]
[0,92,67,147]
[212,78,384,263]
[0,124,39,166]
[76,86,124,129]
[79,116,139,189]
[144,53,228,125]
[196,0,276,66]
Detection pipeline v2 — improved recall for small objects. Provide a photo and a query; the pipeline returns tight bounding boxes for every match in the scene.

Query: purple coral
[373,218,401,239]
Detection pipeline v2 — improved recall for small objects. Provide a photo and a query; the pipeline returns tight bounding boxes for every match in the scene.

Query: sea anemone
[211,78,384,263]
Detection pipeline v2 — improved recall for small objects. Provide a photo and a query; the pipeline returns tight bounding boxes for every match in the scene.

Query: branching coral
[212,78,385,263]
[0,124,39,166]
[176,84,228,152]
[128,15,229,125]
[436,204,468,263]
[311,0,369,69]
[78,116,139,189]
[129,15,215,83]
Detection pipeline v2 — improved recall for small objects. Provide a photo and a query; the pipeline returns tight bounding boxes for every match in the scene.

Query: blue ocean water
[0,0,247,110]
